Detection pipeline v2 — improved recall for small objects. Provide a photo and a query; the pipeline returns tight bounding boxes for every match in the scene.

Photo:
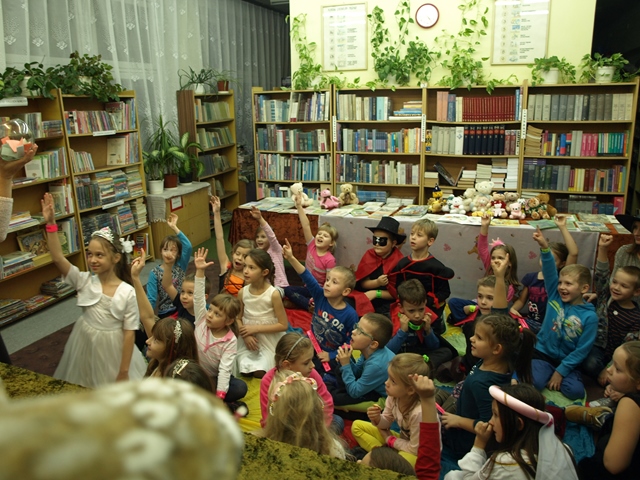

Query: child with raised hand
[146,213,193,316]
[577,341,640,479]
[259,333,334,428]
[161,255,209,325]
[531,226,597,399]
[260,370,347,459]
[582,234,640,404]
[250,205,288,290]
[282,238,358,371]
[445,383,579,480]
[236,249,288,378]
[440,259,537,459]
[211,195,255,296]
[130,250,158,338]
[448,213,520,325]
[352,353,431,466]
[42,193,147,387]
[144,317,198,378]
[510,214,579,333]
[192,247,248,403]
[283,193,337,310]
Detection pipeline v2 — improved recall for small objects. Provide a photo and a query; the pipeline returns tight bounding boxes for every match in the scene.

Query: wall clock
[415,3,439,29]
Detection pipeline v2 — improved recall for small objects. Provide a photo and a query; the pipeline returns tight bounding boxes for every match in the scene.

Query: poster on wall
[322,3,368,71]
[491,0,551,65]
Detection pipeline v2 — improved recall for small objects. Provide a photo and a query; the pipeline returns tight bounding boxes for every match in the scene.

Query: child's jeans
[581,345,609,380]
[532,359,585,400]
[283,285,311,310]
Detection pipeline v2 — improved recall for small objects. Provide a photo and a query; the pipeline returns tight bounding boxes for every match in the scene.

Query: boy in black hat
[353,217,406,317]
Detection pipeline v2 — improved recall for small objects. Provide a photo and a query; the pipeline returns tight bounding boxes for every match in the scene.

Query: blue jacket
[340,346,395,399]
[536,249,598,378]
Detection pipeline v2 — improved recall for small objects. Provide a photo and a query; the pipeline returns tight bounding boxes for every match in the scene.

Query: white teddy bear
[289,182,313,207]
[449,196,466,215]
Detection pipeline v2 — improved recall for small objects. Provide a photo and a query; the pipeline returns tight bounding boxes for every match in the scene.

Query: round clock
[415,3,439,29]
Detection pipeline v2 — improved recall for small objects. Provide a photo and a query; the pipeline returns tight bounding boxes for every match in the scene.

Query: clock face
[416,3,439,29]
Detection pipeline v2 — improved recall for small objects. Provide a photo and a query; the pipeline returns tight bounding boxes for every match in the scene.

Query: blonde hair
[330,265,356,290]
[412,219,438,239]
[560,264,591,289]
[388,353,431,420]
[263,370,342,457]
[318,222,338,253]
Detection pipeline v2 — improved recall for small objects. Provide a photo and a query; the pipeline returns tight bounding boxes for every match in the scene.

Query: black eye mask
[372,236,389,246]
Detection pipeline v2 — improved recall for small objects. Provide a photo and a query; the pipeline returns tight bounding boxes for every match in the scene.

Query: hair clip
[119,236,135,254]
[490,237,505,248]
[269,372,318,414]
[518,324,523,333]
[171,358,190,378]
[422,354,430,364]
[174,320,182,343]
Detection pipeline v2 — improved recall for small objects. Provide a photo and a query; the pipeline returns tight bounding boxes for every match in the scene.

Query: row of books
[196,126,233,149]
[0,251,35,279]
[105,133,140,166]
[256,182,325,201]
[23,147,68,179]
[336,126,422,153]
[201,153,231,177]
[554,195,624,215]
[256,126,329,152]
[2,114,63,139]
[336,94,394,121]
[256,154,331,182]
[64,109,119,135]
[336,155,420,185]
[74,167,144,210]
[254,91,331,123]
[391,100,423,119]
[195,99,231,123]
[426,125,520,156]
[49,181,74,215]
[533,128,628,157]
[522,161,627,193]
[434,90,521,122]
[526,92,634,122]
[104,99,136,131]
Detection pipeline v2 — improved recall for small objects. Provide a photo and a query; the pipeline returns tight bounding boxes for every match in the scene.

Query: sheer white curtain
[0,0,290,149]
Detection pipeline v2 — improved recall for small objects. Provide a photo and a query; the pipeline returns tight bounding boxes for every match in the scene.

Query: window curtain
[0,0,290,151]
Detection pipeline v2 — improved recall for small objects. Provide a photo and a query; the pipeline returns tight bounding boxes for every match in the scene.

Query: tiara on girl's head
[490,237,505,248]
[174,320,182,344]
[92,227,115,244]
[91,227,135,254]
[268,372,318,415]
[172,358,190,378]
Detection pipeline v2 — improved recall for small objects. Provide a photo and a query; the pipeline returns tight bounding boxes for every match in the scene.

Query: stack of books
[0,298,26,325]
[476,164,492,185]
[114,203,137,235]
[390,100,422,120]
[491,158,507,189]
[1,251,35,278]
[201,153,230,177]
[41,276,75,297]
[8,211,38,232]
[524,125,543,156]
[131,198,148,228]
[94,171,116,205]
[110,170,130,201]
[125,167,144,198]
[24,294,55,312]
[74,175,100,210]
[70,150,95,172]
[458,169,477,189]
[423,170,439,188]
[505,158,519,190]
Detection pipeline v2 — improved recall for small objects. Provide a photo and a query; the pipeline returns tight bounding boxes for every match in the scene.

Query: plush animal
[471,195,490,215]
[441,194,455,213]
[509,202,525,220]
[490,192,508,218]
[339,183,359,206]
[475,181,494,197]
[449,196,466,215]
[319,189,340,209]
[536,193,557,218]
[427,197,443,213]
[290,182,313,207]
[504,192,519,214]
[432,184,443,201]
[462,188,477,212]
[524,197,549,220]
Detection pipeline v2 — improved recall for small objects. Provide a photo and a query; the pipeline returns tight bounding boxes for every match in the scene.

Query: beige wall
[289,0,597,85]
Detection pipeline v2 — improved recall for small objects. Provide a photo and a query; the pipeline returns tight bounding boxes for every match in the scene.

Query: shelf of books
[522,79,638,214]
[423,85,523,198]
[334,87,425,205]
[252,87,332,200]
[62,91,153,262]
[177,89,239,229]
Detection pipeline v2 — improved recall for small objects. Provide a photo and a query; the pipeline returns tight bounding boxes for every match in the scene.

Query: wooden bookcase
[177,89,239,228]
[251,87,332,200]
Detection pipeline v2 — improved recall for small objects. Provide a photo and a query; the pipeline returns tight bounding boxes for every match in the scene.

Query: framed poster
[492,0,551,65]
[322,3,368,71]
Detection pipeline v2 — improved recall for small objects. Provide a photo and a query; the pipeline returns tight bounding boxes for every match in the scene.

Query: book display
[0,89,154,326]
[177,89,239,227]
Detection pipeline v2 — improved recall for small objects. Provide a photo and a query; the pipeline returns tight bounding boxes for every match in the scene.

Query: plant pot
[193,83,206,95]
[595,66,615,84]
[179,173,193,185]
[540,68,559,84]
[19,77,36,97]
[148,179,164,195]
[164,174,179,190]
[217,80,229,93]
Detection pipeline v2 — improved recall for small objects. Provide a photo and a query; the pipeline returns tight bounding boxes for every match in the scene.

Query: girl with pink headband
[444,384,578,480]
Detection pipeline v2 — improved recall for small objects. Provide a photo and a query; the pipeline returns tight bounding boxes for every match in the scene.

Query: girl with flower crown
[42,193,147,387]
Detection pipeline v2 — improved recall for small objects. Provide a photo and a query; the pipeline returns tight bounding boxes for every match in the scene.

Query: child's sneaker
[565,405,612,428]
[588,397,616,408]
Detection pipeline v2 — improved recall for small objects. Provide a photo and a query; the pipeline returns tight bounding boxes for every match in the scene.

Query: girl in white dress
[236,249,288,377]
[42,193,146,387]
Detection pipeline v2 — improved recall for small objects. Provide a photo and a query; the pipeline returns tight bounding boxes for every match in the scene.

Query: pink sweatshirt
[260,367,334,427]
[262,222,289,288]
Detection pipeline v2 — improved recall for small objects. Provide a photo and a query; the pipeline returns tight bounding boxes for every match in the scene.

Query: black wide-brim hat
[366,216,407,244]
[615,214,640,233]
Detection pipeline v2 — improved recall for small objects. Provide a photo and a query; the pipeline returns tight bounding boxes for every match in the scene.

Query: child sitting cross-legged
[352,353,432,467]
[531,226,598,400]
[387,279,456,369]
[282,238,358,373]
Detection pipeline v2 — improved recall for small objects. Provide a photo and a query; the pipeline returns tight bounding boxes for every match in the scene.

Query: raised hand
[166,213,179,232]
[532,226,548,249]
[492,252,510,278]
[409,374,436,399]
[282,238,293,260]
[194,247,214,270]
[210,195,221,214]
[599,234,613,249]
[481,212,491,228]
[554,214,567,228]
[249,206,262,221]
[41,192,56,224]
[0,143,38,176]
[130,250,146,277]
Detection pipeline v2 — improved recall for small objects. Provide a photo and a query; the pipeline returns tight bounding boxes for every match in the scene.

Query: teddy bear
[289,182,313,207]
[509,202,525,220]
[490,192,508,218]
[536,193,557,219]
[441,194,455,213]
[472,181,494,215]
[504,192,519,214]
[449,196,466,215]
[471,194,490,216]
[524,197,549,220]
[339,183,359,206]
[319,189,340,209]
[462,187,477,212]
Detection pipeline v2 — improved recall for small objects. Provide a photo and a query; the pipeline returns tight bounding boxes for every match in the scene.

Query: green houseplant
[579,53,638,83]
[529,56,576,85]
[55,51,123,102]
[21,61,58,99]
[0,67,25,99]
[178,67,239,94]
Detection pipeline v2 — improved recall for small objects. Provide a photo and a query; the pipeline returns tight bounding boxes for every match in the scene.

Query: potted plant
[143,115,177,193]
[178,67,217,94]
[175,132,204,185]
[0,67,25,100]
[529,56,576,85]
[579,53,638,83]
[439,48,487,90]
[21,61,58,99]
[55,51,123,102]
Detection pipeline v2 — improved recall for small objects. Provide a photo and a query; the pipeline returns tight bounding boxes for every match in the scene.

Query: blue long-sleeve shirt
[386,327,440,354]
[536,248,598,378]
[339,346,396,399]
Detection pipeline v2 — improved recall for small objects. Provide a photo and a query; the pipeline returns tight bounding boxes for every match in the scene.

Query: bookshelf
[251,87,332,200]
[522,79,638,214]
[177,89,239,228]
[63,90,154,262]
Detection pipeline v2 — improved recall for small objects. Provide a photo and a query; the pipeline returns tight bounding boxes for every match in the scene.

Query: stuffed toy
[471,195,490,216]
[290,182,313,207]
[449,196,466,215]
[536,193,557,218]
[504,192,519,214]
[430,199,443,213]
[432,184,443,201]
[490,192,508,218]
[462,188,477,212]
[319,189,340,209]
[524,197,550,220]
[339,183,359,206]
[441,194,455,213]
[509,202,525,220]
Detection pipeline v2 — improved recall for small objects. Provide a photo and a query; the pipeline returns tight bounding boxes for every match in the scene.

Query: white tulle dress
[54,265,147,387]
